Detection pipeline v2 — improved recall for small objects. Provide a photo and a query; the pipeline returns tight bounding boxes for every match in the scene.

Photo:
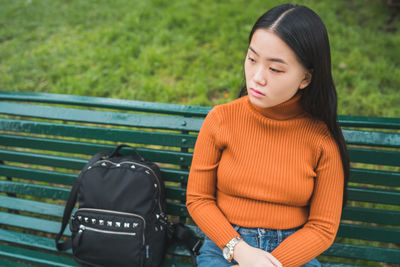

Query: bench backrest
[0,91,399,266]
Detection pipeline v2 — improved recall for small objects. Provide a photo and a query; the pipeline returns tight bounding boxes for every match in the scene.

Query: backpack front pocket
[70,208,145,267]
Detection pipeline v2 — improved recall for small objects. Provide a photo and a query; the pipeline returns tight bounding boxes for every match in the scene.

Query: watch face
[222,247,230,260]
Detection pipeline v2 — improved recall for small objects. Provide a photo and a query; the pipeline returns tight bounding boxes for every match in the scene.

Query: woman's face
[244,29,311,108]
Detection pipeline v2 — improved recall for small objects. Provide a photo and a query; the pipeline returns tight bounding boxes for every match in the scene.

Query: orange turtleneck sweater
[186,91,344,266]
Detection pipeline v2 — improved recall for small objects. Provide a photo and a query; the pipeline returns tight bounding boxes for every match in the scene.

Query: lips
[250,88,265,98]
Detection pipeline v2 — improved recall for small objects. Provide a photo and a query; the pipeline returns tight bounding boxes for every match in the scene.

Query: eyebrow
[248,46,288,65]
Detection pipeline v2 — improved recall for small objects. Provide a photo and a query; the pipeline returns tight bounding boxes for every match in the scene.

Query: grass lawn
[0,0,399,117]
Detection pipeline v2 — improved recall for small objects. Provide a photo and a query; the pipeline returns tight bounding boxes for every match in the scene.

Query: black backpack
[55,144,201,267]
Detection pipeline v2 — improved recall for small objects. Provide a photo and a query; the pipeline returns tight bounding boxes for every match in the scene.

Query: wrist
[232,239,248,262]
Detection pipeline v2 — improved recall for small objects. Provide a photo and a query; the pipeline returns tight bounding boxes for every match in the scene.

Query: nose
[253,66,267,86]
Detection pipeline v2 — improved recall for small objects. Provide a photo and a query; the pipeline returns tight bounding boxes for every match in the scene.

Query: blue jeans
[197,224,321,267]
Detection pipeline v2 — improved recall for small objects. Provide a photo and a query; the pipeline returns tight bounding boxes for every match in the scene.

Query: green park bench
[0,91,399,266]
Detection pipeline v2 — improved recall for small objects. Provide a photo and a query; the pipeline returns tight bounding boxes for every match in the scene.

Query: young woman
[186,3,350,267]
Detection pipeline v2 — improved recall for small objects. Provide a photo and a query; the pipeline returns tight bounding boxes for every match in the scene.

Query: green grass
[0,0,399,117]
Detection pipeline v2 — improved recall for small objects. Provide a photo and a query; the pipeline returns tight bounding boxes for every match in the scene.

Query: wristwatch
[222,236,241,262]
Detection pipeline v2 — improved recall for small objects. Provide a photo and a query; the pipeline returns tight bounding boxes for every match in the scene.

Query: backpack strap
[170,223,202,267]
[109,144,145,161]
[55,151,111,251]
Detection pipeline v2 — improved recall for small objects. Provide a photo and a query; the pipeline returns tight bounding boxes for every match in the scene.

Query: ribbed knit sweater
[186,91,344,266]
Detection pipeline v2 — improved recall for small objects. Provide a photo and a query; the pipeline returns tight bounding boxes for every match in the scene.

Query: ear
[299,70,313,90]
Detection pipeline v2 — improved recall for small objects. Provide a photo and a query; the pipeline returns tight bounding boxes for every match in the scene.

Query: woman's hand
[232,239,282,267]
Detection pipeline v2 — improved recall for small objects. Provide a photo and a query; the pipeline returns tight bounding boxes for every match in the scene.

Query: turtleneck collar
[245,90,306,121]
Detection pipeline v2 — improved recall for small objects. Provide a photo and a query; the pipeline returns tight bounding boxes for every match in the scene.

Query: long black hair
[239,4,350,208]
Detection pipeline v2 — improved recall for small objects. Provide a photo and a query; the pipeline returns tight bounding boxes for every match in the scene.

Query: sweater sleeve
[271,134,344,266]
[186,107,240,249]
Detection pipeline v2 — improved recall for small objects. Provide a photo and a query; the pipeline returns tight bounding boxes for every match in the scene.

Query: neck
[246,91,306,120]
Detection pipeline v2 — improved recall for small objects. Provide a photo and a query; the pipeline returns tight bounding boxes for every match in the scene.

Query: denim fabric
[197,224,321,267]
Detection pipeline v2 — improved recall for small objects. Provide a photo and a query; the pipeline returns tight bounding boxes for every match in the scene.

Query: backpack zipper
[93,159,165,217]
[79,224,137,236]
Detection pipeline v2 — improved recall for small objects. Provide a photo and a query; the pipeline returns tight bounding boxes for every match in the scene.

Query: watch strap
[224,236,241,262]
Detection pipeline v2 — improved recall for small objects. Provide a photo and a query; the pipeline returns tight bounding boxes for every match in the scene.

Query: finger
[265,253,282,267]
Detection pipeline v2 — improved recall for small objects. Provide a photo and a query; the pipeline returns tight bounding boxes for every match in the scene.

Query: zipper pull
[73,225,85,248]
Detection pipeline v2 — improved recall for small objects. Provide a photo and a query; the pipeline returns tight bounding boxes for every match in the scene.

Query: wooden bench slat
[350,168,400,187]
[0,180,187,204]
[162,168,189,183]
[0,143,193,167]
[0,102,204,131]
[0,211,69,236]
[0,228,65,252]
[0,257,34,267]
[0,180,70,200]
[0,149,85,170]
[0,118,197,148]
[0,163,188,185]
[337,223,400,244]
[341,206,400,226]
[0,131,193,158]
[338,115,400,130]
[0,195,65,217]
[142,149,192,166]
[166,187,187,202]
[0,243,77,267]
[0,164,76,185]
[348,147,400,166]
[347,186,400,205]
[167,202,190,217]
[343,129,400,148]
[324,242,400,263]
[0,91,211,117]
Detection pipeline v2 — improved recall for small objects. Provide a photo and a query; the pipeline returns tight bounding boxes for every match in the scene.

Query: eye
[248,57,256,63]
[270,67,283,73]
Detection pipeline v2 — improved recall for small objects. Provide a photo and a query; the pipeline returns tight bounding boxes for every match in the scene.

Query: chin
[249,96,269,108]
